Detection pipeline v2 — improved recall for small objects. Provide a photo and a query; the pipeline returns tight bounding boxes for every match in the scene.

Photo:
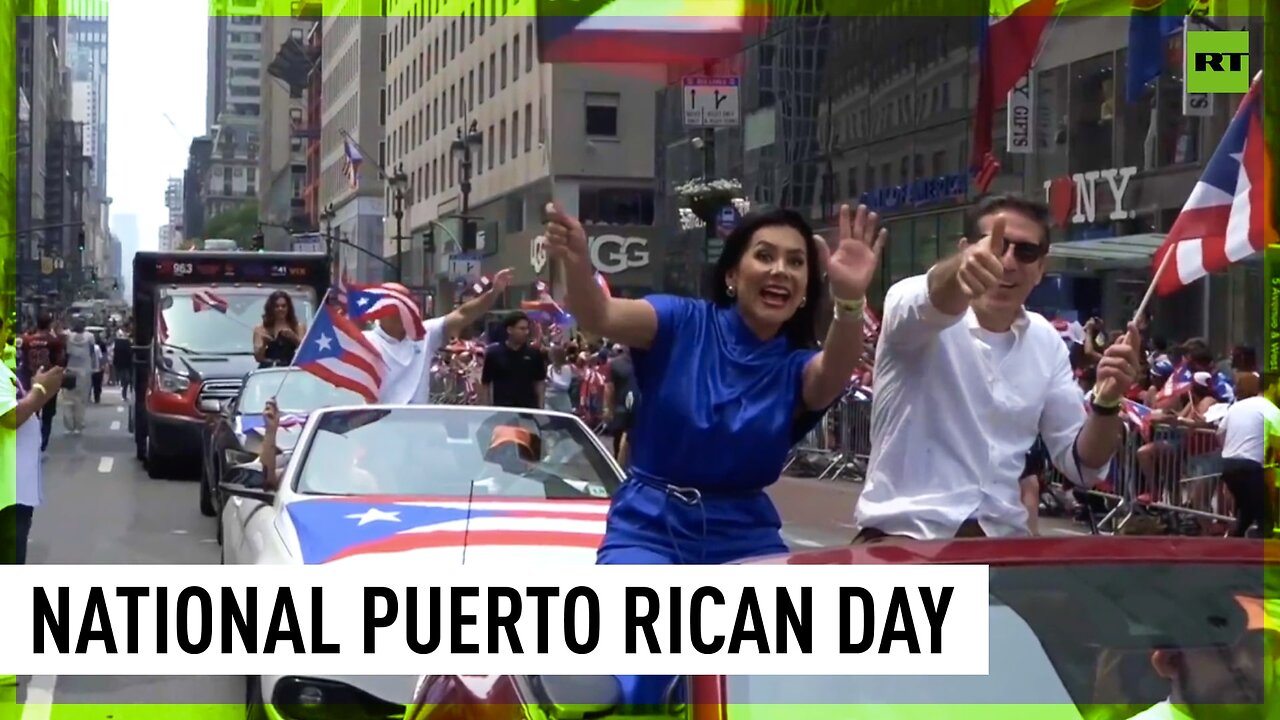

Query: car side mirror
[224,448,258,469]
[220,462,273,502]
[530,676,622,720]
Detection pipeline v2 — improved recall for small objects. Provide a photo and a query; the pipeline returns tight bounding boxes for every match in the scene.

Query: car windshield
[238,370,364,414]
[721,563,1276,719]
[293,407,621,500]
[158,286,315,355]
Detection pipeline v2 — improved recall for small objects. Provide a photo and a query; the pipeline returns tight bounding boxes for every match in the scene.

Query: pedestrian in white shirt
[1215,372,1279,538]
[2,313,65,565]
[855,194,1140,541]
[62,318,95,434]
[362,271,512,404]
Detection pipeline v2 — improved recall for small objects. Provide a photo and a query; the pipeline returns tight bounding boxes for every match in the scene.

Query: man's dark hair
[503,311,529,330]
[1180,337,1214,367]
[963,193,1053,248]
[36,313,53,331]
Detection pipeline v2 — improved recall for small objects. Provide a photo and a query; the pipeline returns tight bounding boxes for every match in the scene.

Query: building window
[469,69,476,109]
[579,188,655,225]
[469,2,475,40]
[526,22,533,72]
[585,92,619,137]
[512,35,520,80]
[499,118,507,163]
[478,61,485,103]
[501,43,508,89]
[488,125,495,169]
[511,110,519,159]
[489,53,496,97]
[524,102,533,152]
[846,167,857,200]
[1068,52,1116,174]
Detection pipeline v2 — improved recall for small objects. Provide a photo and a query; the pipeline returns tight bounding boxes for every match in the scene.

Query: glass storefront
[868,208,967,310]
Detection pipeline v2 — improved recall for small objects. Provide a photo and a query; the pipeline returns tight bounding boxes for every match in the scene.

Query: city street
[7,386,940,715]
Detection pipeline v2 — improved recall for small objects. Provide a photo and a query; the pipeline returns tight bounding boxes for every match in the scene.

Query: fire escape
[268,0,322,231]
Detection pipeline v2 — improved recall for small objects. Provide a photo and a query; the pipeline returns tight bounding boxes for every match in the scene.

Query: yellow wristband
[1091,393,1121,409]
[31,383,47,397]
[831,293,865,322]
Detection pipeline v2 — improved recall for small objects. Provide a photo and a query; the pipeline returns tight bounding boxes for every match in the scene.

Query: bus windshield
[158,287,315,355]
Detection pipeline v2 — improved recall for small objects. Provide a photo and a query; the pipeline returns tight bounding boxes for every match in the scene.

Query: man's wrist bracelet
[32,383,47,397]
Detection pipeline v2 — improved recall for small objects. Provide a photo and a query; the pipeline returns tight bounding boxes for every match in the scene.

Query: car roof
[744,537,1276,567]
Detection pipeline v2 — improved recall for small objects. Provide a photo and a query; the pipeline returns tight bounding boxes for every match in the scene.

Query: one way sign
[683,76,740,129]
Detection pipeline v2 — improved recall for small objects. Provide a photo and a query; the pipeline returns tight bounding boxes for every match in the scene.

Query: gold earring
[727,285,737,298]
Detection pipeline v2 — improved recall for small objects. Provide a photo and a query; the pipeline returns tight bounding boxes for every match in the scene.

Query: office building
[384,2,663,308]
[67,10,108,192]
[260,15,317,249]
[165,178,184,242]
[319,8,386,283]
[204,2,265,232]
[183,136,214,241]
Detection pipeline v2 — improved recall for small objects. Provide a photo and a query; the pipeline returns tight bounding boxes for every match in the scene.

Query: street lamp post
[451,120,483,250]
[388,165,409,283]
[320,202,337,274]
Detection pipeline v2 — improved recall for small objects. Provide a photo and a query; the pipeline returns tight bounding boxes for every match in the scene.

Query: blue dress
[599,295,822,565]
[600,296,824,705]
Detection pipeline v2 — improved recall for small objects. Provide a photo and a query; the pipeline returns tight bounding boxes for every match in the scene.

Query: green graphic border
[2,0,1275,717]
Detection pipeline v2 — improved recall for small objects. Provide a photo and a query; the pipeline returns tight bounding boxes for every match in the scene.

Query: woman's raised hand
[544,203,589,268]
[823,203,887,301]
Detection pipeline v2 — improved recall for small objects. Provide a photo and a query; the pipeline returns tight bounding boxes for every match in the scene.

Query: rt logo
[1186,31,1251,94]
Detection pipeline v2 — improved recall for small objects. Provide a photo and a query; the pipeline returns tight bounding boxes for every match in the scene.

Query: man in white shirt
[2,313,65,565]
[855,194,1140,541]
[1215,372,1279,538]
[364,271,512,404]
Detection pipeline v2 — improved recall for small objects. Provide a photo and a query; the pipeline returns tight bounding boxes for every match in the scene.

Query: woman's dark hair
[710,207,822,350]
[262,291,299,332]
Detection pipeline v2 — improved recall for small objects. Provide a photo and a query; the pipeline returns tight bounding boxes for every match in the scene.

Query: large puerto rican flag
[292,302,385,403]
[344,284,425,342]
[535,0,754,65]
[1153,75,1272,295]
[283,497,609,565]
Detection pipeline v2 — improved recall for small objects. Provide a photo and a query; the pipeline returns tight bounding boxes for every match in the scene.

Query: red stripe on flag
[325,530,604,563]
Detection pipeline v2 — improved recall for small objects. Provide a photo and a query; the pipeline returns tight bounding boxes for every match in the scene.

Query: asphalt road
[7,386,863,714]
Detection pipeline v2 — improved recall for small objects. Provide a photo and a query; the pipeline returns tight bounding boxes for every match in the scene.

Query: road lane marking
[97,457,114,474]
[20,675,56,720]
[110,420,120,431]
[172,530,190,535]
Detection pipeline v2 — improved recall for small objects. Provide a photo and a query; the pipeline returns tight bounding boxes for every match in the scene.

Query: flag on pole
[1125,0,1188,102]
[1152,75,1268,295]
[340,137,362,190]
[192,289,229,314]
[971,0,1057,169]
[292,302,385,404]
[344,284,425,341]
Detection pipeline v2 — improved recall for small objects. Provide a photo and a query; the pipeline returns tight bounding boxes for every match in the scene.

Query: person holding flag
[343,272,513,404]
[855,194,1140,542]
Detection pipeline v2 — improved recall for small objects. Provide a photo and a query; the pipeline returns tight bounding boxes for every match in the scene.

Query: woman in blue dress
[545,202,883,562]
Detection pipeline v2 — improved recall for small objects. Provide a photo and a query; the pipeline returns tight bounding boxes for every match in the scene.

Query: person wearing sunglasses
[853,193,1140,542]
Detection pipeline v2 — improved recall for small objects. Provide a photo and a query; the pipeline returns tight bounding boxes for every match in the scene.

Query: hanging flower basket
[676,178,743,225]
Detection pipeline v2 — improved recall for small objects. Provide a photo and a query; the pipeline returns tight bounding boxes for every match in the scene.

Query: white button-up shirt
[855,273,1110,539]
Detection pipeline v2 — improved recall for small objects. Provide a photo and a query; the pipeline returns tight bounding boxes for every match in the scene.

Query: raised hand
[1094,323,1143,404]
[957,215,1008,299]
[491,268,515,291]
[823,204,887,301]
[543,203,590,269]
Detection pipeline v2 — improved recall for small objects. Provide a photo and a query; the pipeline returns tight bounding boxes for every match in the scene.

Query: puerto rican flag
[521,280,573,326]
[192,289,229,313]
[345,284,425,342]
[292,303,385,403]
[238,413,308,437]
[340,137,363,190]
[1154,75,1272,295]
[971,0,1057,168]
[1156,363,1194,407]
[534,0,756,66]
[284,497,609,564]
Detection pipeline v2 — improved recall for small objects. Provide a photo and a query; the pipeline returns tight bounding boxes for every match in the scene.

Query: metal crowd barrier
[1043,421,1231,535]
[783,395,873,481]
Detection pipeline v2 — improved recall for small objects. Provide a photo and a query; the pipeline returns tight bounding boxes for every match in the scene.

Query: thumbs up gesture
[956,216,1008,299]
[544,203,589,269]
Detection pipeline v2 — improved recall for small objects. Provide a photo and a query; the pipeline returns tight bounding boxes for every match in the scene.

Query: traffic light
[251,230,265,252]
[461,220,477,253]
[77,230,86,253]
[423,225,436,254]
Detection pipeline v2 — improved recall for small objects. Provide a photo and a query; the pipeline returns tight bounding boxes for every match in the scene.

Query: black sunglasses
[1001,239,1049,264]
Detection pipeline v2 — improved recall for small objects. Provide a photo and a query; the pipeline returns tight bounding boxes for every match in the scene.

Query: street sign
[683,76,740,128]
[449,253,481,281]
[717,205,739,232]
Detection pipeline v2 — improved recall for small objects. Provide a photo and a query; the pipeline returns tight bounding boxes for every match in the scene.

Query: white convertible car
[218,404,624,720]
